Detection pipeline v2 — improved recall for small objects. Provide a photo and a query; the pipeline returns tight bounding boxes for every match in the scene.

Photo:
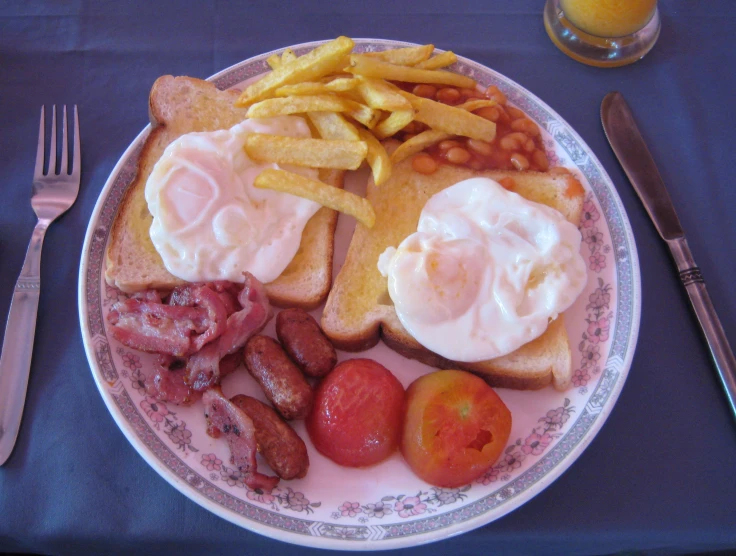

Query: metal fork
[0,106,81,465]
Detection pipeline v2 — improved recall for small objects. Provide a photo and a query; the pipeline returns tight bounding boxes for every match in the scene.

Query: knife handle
[668,237,736,419]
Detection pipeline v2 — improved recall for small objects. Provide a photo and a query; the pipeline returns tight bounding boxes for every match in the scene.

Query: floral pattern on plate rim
[81,39,639,545]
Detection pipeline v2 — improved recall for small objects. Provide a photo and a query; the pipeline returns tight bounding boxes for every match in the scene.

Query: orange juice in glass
[544,0,660,67]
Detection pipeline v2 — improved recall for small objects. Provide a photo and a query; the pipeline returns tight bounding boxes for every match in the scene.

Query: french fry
[347,54,476,89]
[344,101,381,129]
[281,48,297,64]
[319,72,355,82]
[275,82,339,96]
[390,129,452,164]
[327,87,364,104]
[415,50,458,70]
[275,78,358,97]
[455,99,498,112]
[254,169,376,228]
[363,44,434,66]
[244,37,510,185]
[244,134,367,170]
[236,36,354,106]
[401,93,496,142]
[356,77,412,112]
[307,111,361,141]
[357,128,391,186]
[266,54,281,70]
[323,77,358,92]
[247,95,380,129]
[303,115,321,139]
[373,109,414,139]
[247,95,351,117]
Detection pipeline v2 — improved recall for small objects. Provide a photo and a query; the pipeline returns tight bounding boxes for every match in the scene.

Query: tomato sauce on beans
[395,83,550,173]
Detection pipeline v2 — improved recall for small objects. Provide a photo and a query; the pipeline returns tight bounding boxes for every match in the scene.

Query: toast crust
[381,315,570,391]
[322,160,584,390]
[104,76,343,310]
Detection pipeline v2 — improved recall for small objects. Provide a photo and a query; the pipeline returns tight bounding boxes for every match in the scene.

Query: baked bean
[499,132,528,151]
[475,106,500,122]
[506,106,526,120]
[460,87,484,99]
[467,158,484,171]
[508,131,529,142]
[510,153,530,171]
[498,177,517,190]
[389,83,563,175]
[499,136,518,151]
[510,118,540,136]
[532,149,549,171]
[494,105,512,125]
[413,84,437,98]
[436,87,461,104]
[466,138,493,156]
[485,85,507,104]
[549,166,571,175]
[412,154,438,174]
[438,139,462,151]
[486,85,504,96]
[445,147,471,164]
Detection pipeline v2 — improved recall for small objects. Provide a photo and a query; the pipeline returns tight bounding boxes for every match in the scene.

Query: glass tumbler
[544,0,661,67]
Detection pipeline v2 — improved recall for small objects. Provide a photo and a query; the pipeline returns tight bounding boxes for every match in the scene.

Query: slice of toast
[321,160,585,390]
[105,75,343,310]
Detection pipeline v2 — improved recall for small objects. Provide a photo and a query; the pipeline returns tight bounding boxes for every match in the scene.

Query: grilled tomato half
[306,358,405,467]
[401,370,512,487]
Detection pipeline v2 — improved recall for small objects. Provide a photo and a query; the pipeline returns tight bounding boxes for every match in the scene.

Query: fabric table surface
[1,1,735,554]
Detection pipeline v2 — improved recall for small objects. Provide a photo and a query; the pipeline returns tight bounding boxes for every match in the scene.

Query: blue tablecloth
[1,1,735,554]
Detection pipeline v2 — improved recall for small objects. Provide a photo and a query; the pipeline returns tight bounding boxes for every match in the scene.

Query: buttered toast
[321,160,585,390]
[105,75,343,309]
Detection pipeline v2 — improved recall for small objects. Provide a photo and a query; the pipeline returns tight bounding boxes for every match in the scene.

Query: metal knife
[601,91,736,421]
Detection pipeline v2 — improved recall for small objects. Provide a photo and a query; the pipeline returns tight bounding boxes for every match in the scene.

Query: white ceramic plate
[79,39,641,550]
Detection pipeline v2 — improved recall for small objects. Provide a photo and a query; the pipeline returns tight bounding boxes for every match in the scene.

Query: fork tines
[35,105,80,179]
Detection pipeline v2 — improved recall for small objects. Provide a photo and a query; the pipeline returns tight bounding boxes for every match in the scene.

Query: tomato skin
[306,358,405,467]
[402,370,512,488]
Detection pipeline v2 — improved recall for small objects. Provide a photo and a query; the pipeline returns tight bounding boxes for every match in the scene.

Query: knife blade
[601,91,736,423]
[601,92,684,240]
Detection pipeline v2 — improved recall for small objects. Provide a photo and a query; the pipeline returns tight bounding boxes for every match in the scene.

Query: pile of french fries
[239,36,499,228]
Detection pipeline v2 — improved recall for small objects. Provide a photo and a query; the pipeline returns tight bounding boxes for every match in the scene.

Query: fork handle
[668,237,736,421]
[0,221,47,466]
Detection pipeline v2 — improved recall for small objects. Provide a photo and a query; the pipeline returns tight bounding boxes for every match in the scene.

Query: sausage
[276,308,337,378]
[244,335,313,420]
[231,394,309,480]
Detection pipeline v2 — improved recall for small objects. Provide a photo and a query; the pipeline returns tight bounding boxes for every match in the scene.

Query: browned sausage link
[244,335,313,420]
[230,394,309,480]
[275,309,337,378]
